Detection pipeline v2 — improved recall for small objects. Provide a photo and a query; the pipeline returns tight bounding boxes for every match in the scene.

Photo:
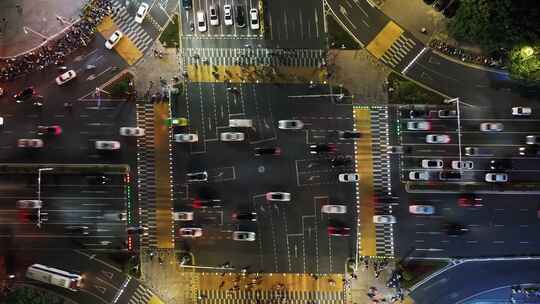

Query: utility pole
[37,168,53,228]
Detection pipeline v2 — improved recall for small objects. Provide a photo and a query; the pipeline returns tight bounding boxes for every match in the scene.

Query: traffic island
[387,72,446,104]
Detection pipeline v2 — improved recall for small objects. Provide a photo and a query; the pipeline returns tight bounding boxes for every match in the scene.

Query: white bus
[26,264,82,291]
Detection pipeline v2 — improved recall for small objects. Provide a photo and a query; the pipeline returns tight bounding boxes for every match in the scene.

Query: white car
[223,5,233,26]
[407,121,430,131]
[17,139,43,148]
[220,132,245,142]
[104,212,127,221]
[120,127,145,137]
[249,8,259,30]
[421,159,443,169]
[16,200,42,209]
[196,10,207,32]
[438,109,457,118]
[451,160,474,170]
[512,107,532,116]
[338,173,359,182]
[134,2,149,23]
[95,141,121,150]
[0,116,3,126]
[485,173,508,183]
[266,192,291,202]
[278,120,304,130]
[408,205,435,215]
[179,227,203,238]
[209,5,219,26]
[526,135,540,145]
[373,215,397,224]
[480,122,503,132]
[321,205,347,214]
[175,133,198,143]
[232,231,256,241]
[426,134,450,143]
[55,70,76,85]
[409,171,429,181]
[173,212,194,221]
[105,30,123,49]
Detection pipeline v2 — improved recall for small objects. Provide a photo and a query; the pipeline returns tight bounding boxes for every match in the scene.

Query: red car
[327,226,351,236]
[37,125,62,136]
[192,198,222,209]
[458,194,483,207]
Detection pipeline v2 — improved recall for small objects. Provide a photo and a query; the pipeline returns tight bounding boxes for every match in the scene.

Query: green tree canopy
[448,0,540,53]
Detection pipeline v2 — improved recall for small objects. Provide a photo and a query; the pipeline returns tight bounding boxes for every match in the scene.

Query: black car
[439,171,462,181]
[13,86,35,102]
[443,222,469,236]
[182,0,192,9]
[331,155,352,167]
[193,198,222,209]
[65,226,89,235]
[489,159,511,170]
[235,6,245,27]
[442,0,460,18]
[232,211,257,222]
[254,147,282,156]
[519,146,540,156]
[433,0,451,11]
[400,108,429,119]
[339,131,361,140]
[86,175,111,185]
[309,144,337,155]
[186,171,208,182]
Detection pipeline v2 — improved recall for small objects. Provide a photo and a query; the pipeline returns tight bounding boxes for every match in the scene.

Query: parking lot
[170,84,357,273]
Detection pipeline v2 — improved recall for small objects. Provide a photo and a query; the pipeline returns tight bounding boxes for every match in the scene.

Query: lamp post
[37,168,53,227]
[23,26,48,41]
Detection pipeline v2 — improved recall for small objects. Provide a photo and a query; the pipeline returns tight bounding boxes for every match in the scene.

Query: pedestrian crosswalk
[111,0,154,54]
[137,103,158,248]
[198,289,344,302]
[128,283,159,304]
[182,48,326,68]
[369,107,395,258]
[379,33,417,69]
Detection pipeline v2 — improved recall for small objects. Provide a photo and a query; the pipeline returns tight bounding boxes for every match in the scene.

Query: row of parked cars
[194,5,260,32]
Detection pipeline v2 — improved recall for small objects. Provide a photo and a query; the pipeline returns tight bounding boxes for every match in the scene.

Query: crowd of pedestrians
[0,0,112,82]
[429,39,505,69]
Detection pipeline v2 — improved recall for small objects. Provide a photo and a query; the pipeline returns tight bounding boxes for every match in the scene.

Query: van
[229,119,253,128]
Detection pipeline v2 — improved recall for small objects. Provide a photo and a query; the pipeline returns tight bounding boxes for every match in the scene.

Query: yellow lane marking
[366,21,403,59]
[354,108,376,257]
[186,64,327,83]
[96,16,143,65]
[154,103,174,249]
[198,273,343,292]
[146,295,165,304]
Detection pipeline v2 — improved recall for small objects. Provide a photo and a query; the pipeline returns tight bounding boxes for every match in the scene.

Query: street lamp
[444,98,463,172]
[22,26,47,41]
[37,168,53,227]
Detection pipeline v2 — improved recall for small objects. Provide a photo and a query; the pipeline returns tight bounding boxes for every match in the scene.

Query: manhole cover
[258,166,265,173]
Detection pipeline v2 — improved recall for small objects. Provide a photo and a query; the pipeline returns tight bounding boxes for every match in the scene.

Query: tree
[509,45,540,83]
[448,0,540,53]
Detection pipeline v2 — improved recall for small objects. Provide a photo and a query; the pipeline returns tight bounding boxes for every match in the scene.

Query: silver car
[480,122,503,132]
[278,120,304,130]
[232,231,256,241]
[321,205,347,214]
[220,132,245,142]
[409,171,429,181]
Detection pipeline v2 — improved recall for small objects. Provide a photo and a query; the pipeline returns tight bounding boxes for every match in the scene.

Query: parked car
[249,8,259,30]
[209,5,219,26]
[266,192,291,202]
[451,160,474,170]
[327,226,351,236]
[55,70,77,85]
[120,127,145,137]
[196,10,207,32]
[407,121,431,131]
[339,131,361,140]
[18,139,43,148]
[254,147,281,156]
[338,173,359,182]
[223,5,233,25]
[174,133,198,143]
[426,134,450,143]
[373,215,397,223]
[37,125,62,136]
[278,120,304,130]
[480,122,503,132]
[485,172,508,183]
[95,141,120,150]
[409,171,429,181]
[235,5,245,28]
[173,212,194,221]
[439,171,462,181]
[408,205,435,215]
[438,109,457,118]
[321,205,347,214]
[232,231,256,241]
[220,132,245,142]
[526,135,540,145]
[309,144,337,154]
[134,2,149,23]
[179,227,203,238]
[105,30,123,49]
[512,107,532,116]
[421,159,443,169]
[16,200,42,209]
[186,171,208,182]
[232,211,257,222]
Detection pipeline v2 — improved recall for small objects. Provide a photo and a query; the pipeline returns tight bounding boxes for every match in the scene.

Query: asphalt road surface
[171,83,356,273]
